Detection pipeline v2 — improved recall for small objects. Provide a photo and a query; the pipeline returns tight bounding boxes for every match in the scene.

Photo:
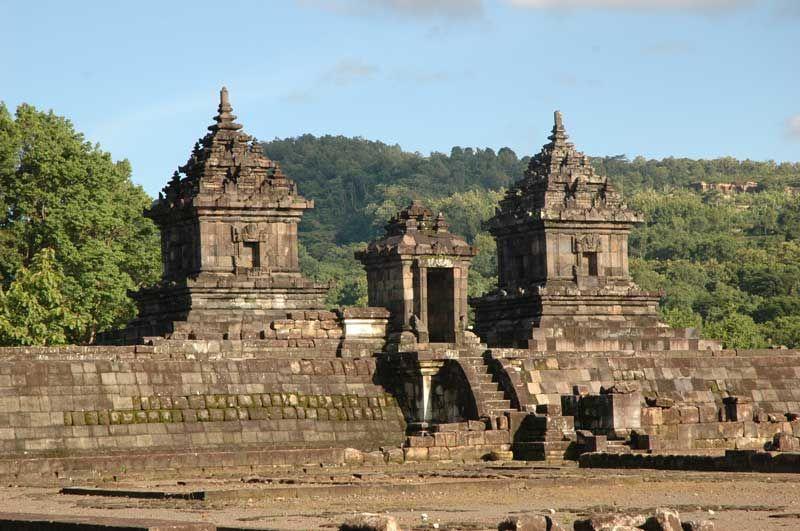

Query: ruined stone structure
[0,89,514,479]
[115,87,329,343]
[1,96,800,481]
[356,201,476,345]
[471,112,715,352]
[356,202,513,438]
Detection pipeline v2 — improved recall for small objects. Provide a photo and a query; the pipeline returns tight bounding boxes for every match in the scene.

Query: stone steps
[513,440,576,461]
[479,390,506,401]
[457,356,519,418]
[512,411,578,462]
[604,440,632,455]
[474,373,495,384]
[484,399,513,411]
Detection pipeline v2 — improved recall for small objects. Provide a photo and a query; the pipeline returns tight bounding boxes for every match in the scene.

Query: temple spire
[210,86,242,131]
[548,109,570,147]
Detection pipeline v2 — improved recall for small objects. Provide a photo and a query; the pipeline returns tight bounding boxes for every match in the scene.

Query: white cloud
[774,0,800,17]
[321,59,379,86]
[297,0,484,19]
[507,0,751,11]
[283,59,379,104]
[787,114,800,140]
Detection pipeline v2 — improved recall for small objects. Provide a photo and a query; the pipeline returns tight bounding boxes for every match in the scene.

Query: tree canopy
[0,103,160,344]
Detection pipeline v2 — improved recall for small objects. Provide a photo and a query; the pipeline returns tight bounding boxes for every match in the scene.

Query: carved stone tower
[356,202,476,345]
[471,111,705,351]
[122,88,328,341]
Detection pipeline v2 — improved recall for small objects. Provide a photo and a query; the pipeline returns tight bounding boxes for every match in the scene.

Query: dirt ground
[1,463,799,530]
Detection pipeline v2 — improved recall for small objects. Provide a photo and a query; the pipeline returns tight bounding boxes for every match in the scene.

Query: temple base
[102,276,329,343]
[471,288,718,352]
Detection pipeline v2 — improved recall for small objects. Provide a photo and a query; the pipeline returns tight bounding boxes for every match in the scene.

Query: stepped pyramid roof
[154,87,299,211]
[357,201,475,259]
[488,111,642,229]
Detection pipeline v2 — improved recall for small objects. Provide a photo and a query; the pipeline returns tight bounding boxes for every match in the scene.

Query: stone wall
[492,348,800,451]
[0,343,405,458]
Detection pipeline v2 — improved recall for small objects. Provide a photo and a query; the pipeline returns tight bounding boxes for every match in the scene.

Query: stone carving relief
[573,234,602,254]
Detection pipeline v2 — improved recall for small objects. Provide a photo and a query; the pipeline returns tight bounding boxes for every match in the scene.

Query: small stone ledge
[579,449,800,473]
[0,512,246,530]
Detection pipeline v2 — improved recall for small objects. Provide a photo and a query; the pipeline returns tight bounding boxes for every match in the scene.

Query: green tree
[0,248,81,345]
[763,316,800,348]
[703,314,768,349]
[0,103,160,344]
[299,243,368,308]
[660,306,702,332]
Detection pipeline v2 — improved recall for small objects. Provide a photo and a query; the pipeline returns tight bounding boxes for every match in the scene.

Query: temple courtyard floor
[0,462,797,530]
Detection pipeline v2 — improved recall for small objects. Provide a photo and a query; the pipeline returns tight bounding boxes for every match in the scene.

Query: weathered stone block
[574,513,646,531]
[498,514,558,531]
[697,405,717,424]
[468,419,486,431]
[681,520,715,531]
[662,407,680,425]
[631,432,659,451]
[642,507,682,531]
[340,513,400,531]
[678,406,699,424]
[485,430,511,445]
[406,435,433,448]
[403,447,428,462]
[772,431,800,451]
[642,407,663,426]
[724,396,753,422]
[433,432,456,447]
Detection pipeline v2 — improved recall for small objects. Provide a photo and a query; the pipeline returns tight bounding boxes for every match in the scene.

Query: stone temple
[116,88,329,344]
[1,89,800,483]
[471,111,714,353]
[356,200,476,345]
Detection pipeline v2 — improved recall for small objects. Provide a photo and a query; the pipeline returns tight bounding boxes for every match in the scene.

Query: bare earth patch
[0,463,798,530]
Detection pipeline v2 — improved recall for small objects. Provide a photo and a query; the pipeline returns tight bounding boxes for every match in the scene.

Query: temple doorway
[426,268,455,343]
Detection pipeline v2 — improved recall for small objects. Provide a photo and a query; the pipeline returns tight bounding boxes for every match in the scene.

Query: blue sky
[2,0,798,196]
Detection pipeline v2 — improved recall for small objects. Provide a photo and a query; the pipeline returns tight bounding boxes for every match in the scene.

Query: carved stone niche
[232,224,269,274]
[572,234,602,278]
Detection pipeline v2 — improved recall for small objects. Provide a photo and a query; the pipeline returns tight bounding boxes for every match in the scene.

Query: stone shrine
[356,201,476,345]
[471,111,715,352]
[115,88,329,342]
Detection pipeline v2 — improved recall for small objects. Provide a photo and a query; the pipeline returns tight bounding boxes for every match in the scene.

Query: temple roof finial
[210,86,242,132]
[548,109,569,146]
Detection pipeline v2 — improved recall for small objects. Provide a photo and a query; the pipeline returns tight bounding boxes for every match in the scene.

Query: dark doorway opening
[244,241,260,268]
[427,268,455,343]
[583,252,598,276]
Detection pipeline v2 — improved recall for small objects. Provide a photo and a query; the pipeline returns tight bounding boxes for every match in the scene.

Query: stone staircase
[458,353,581,462]
[605,440,632,454]
[512,406,577,461]
[458,355,518,419]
